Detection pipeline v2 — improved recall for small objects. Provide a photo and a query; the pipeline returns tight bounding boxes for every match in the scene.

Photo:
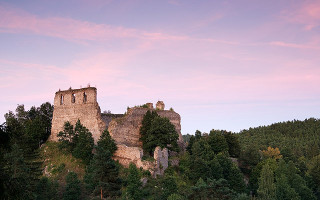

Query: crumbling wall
[113,144,168,176]
[154,147,168,176]
[50,87,106,143]
[108,106,182,175]
[101,113,124,129]
[108,107,183,147]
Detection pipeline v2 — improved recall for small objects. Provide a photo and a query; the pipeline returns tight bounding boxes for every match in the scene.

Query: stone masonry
[50,87,183,175]
[50,87,106,143]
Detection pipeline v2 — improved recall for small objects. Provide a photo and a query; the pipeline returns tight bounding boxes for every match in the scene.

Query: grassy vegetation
[40,141,86,183]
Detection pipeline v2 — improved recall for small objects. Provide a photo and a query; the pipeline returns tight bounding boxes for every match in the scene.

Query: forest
[1,102,320,200]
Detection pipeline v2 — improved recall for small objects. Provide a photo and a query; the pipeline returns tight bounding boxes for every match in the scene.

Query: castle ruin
[50,87,106,142]
[49,87,183,175]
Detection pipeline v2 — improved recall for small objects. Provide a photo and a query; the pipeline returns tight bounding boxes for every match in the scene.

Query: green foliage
[234,193,250,200]
[41,142,86,181]
[84,146,122,198]
[35,177,58,200]
[72,121,94,165]
[187,129,240,158]
[208,129,229,154]
[5,103,53,151]
[140,111,179,156]
[307,154,320,198]
[161,176,178,199]
[123,163,144,200]
[186,135,195,154]
[239,118,320,160]
[2,143,33,199]
[275,160,316,200]
[1,103,54,199]
[57,120,94,164]
[64,172,82,200]
[257,164,276,200]
[3,102,320,199]
[239,144,261,168]
[57,121,75,151]
[308,154,320,187]
[216,154,246,193]
[223,131,241,157]
[182,133,193,143]
[185,130,202,155]
[140,110,159,155]
[275,174,300,200]
[167,193,184,200]
[189,178,235,200]
[97,129,117,155]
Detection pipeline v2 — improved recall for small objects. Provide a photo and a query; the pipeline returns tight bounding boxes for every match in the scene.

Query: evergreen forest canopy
[1,102,320,200]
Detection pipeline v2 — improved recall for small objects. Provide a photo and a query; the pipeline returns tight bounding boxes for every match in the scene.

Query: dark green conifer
[64,172,81,200]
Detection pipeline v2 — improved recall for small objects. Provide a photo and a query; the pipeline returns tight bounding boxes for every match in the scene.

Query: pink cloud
[0,4,189,43]
[0,4,238,46]
[282,0,320,30]
[269,41,320,50]
[0,5,138,41]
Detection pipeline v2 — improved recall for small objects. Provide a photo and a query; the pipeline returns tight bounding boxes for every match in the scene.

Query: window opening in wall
[72,93,76,103]
[83,92,87,103]
[60,95,64,105]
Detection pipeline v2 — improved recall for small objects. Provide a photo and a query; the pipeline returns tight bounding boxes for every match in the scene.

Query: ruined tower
[156,101,165,110]
[49,87,106,142]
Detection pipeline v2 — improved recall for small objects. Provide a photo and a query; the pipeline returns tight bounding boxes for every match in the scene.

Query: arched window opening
[83,92,87,103]
[60,95,64,105]
[71,93,76,103]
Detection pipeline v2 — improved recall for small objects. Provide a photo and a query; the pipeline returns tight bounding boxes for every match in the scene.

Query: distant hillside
[238,118,320,159]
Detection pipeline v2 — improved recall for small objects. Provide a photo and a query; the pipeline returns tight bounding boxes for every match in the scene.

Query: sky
[1,0,320,134]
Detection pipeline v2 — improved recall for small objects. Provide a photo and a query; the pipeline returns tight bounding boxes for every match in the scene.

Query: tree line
[1,102,320,199]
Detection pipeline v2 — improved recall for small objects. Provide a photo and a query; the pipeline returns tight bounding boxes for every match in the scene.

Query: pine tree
[64,172,81,200]
[57,121,75,150]
[3,144,34,199]
[35,177,58,200]
[223,131,241,158]
[97,129,117,155]
[275,174,300,200]
[139,110,159,156]
[85,146,122,198]
[208,130,229,154]
[144,116,179,154]
[257,164,276,200]
[190,178,235,199]
[72,121,94,165]
[124,163,143,200]
[186,135,195,155]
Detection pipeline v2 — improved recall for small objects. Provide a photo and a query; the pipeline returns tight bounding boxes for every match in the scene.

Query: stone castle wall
[108,107,183,148]
[49,87,182,175]
[50,87,106,143]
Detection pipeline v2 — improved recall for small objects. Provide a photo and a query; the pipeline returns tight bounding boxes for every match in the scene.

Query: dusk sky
[1,0,320,134]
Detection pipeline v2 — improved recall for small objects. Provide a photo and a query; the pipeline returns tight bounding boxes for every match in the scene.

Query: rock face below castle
[49,87,183,175]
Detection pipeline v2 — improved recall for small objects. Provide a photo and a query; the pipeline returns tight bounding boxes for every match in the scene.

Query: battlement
[54,87,97,107]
